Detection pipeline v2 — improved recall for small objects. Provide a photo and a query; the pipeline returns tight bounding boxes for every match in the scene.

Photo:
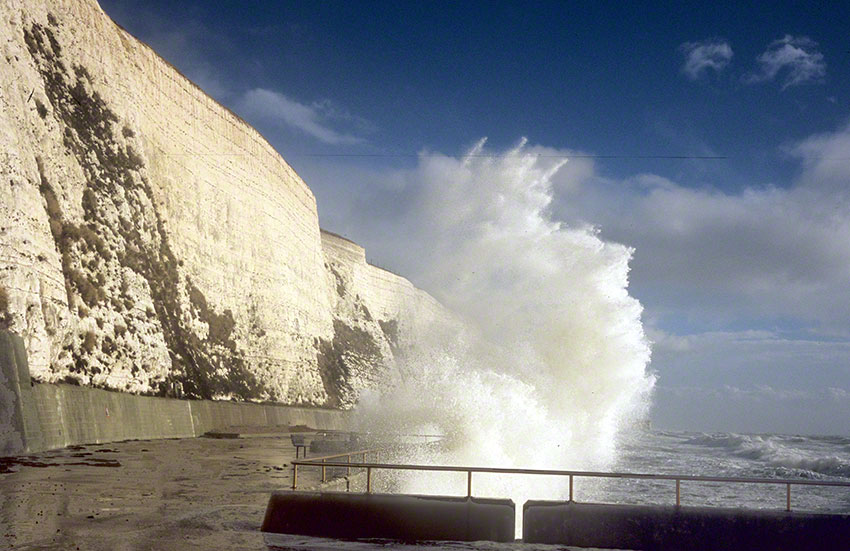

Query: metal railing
[289,459,850,512]
[291,449,381,489]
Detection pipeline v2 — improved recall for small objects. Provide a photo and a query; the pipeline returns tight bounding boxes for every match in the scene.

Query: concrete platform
[0,431,332,550]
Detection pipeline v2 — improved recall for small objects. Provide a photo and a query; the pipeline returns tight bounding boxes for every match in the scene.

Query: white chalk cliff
[0,0,446,407]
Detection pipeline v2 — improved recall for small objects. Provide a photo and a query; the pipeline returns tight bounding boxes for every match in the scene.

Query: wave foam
[355,139,655,534]
[685,433,850,479]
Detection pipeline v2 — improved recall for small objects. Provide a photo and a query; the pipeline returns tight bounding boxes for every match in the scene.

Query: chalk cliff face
[319,231,446,407]
[0,0,445,407]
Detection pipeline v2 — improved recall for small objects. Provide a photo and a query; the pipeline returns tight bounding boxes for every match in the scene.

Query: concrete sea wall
[2,330,348,455]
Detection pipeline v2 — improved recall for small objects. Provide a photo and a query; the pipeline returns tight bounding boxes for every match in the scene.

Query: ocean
[265,430,850,550]
[605,430,850,511]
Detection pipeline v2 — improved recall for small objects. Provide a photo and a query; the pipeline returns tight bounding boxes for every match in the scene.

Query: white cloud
[310,99,377,135]
[746,35,826,90]
[790,123,850,193]
[549,122,850,334]
[235,88,365,145]
[679,39,733,80]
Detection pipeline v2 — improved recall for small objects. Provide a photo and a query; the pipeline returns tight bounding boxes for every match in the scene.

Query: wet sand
[0,431,333,550]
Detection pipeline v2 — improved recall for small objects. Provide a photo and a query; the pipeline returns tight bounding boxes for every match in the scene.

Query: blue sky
[100,0,850,435]
[100,1,850,186]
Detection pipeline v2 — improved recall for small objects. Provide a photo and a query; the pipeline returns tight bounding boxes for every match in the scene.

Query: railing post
[786,483,791,512]
[675,479,680,507]
[569,475,574,502]
[367,467,372,493]
[467,471,472,497]
[347,454,351,477]
[321,458,326,483]
[292,464,298,490]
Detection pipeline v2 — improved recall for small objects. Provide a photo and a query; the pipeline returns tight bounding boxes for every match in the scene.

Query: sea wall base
[0,331,347,455]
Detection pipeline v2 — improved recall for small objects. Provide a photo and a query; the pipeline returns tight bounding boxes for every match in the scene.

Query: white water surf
[353,139,656,535]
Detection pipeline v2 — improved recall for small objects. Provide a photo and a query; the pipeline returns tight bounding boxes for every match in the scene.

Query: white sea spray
[354,139,656,535]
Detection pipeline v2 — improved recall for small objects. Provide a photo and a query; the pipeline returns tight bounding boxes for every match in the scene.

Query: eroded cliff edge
[0,0,446,408]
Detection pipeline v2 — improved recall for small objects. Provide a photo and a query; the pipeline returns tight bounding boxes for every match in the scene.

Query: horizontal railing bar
[290,460,850,488]
[312,431,444,439]
[362,433,445,438]
[298,448,382,463]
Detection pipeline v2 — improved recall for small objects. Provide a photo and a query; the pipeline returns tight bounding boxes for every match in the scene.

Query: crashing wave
[355,139,656,534]
[685,432,850,479]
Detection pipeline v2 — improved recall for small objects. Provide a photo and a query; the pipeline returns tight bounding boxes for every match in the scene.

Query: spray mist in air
[354,138,655,533]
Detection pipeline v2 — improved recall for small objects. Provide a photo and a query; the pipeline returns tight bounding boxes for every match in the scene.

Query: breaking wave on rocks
[354,139,655,530]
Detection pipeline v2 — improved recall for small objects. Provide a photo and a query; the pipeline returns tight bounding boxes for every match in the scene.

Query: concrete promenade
[0,430,333,550]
